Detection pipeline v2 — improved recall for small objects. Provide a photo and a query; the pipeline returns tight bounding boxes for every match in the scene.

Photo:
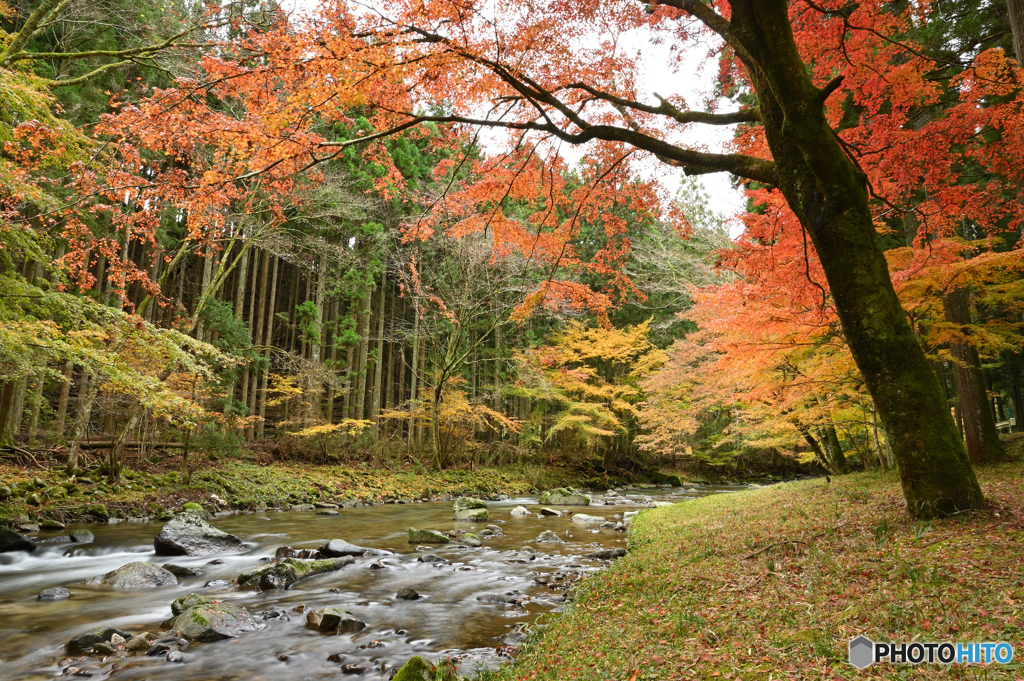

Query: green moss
[392,656,434,681]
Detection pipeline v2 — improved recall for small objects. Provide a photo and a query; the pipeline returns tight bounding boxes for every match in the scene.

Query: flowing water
[0,484,744,680]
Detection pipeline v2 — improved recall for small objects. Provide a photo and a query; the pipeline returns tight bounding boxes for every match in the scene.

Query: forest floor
[497,462,1024,680]
[0,457,578,525]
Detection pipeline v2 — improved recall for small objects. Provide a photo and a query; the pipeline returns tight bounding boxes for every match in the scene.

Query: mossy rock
[648,470,685,486]
[408,528,450,544]
[392,656,435,681]
[237,556,354,591]
[85,504,109,520]
[164,592,257,641]
[538,488,589,506]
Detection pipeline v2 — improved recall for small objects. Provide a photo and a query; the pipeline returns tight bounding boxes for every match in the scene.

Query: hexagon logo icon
[849,636,875,669]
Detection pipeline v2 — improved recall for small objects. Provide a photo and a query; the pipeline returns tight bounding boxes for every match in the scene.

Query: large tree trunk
[408,298,420,448]
[730,0,983,517]
[942,286,1007,462]
[943,288,1005,463]
[1009,0,1024,63]
[67,373,99,473]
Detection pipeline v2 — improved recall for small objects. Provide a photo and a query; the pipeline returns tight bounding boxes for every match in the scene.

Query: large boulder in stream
[66,625,133,655]
[0,527,36,553]
[164,593,258,641]
[539,488,590,506]
[319,539,394,557]
[393,656,435,680]
[237,556,354,591]
[81,562,178,589]
[154,512,246,557]
[408,528,450,544]
[452,497,488,521]
[535,530,564,543]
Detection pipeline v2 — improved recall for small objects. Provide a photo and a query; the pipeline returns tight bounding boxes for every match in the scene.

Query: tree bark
[371,269,387,431]
[723,0,983,517]
[943,287,1005,463]
[1009,0,1024,63]
[409,300,420,447]
[257,254,279,438]
[56,363,72,435]
[67,373,99,473]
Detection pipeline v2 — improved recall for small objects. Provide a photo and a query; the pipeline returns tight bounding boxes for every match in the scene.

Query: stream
[0,483,745,680]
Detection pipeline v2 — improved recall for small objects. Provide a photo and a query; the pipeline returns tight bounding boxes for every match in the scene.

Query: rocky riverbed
[0,483,746,680]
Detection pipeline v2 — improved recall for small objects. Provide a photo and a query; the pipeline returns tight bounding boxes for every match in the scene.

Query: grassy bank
[0,459,576,525]
[500,463,1024,680]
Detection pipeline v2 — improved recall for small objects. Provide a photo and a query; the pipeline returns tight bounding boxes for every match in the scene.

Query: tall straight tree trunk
[229,233,250,410]
[26,376,43,439]
[308,254,327,418]
[371,270,387,432]
[722,0,982,516]
[408,302,420,448]
[248,250,270,438]
[257,255,279,438]
[0,381,16,445]
[66,373,99,473]
[384,292,396,423]
[1009,357,1024,433]
[325,299,337,422]
[56,363,72,435]
[354,292,371,421]
[1008,0,1024,63]
[943,288,1005,463]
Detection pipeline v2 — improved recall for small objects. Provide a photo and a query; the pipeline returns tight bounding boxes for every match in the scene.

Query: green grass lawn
[499,464,1024,680]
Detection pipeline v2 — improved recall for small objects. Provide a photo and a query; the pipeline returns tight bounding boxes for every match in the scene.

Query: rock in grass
[539,488,590,506]
[452,497,488,521]
[392,656,434,681]
[0,527,36,553]
[408,528,450,544]
[305,607,366,633]
[154,513,246,557]
[164,593,258,641]
[66,626,133,655]
[535,530,564,543]
[82,562,177,589]
[237,556,354,591]
[38,587,71,601]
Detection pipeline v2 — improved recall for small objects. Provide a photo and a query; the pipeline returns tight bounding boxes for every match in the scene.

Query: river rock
[38,586,71,601]
[408,528,450,544]
[476,593,517,604]
[458,533,482,547]
[393,656,434,681]
[539,488,590,506]
[162,564,202,577]
[290,504,316,511]
[416,554,447,563]
[70,529,94,543]
[40,519,66,530]
[535,530,564,543]
[0,527,36,553]
[585,548,627,560]
[275,546,325,559]
[319,540,376,557]
[238,556,354,591]
[66,626,133,655]
[452,497,488,521]
[82,562,177,589]
[305,607,366,633]
[571,513,606,524]
[539,507,561,517]
[127,634,152,652]
[314,502,339,509]
[316,509,340,516]
[486,524,504,534]
[510,506,530,516]
[396,587,420,600]
[165,593,258,641]
[154,513,246,556]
